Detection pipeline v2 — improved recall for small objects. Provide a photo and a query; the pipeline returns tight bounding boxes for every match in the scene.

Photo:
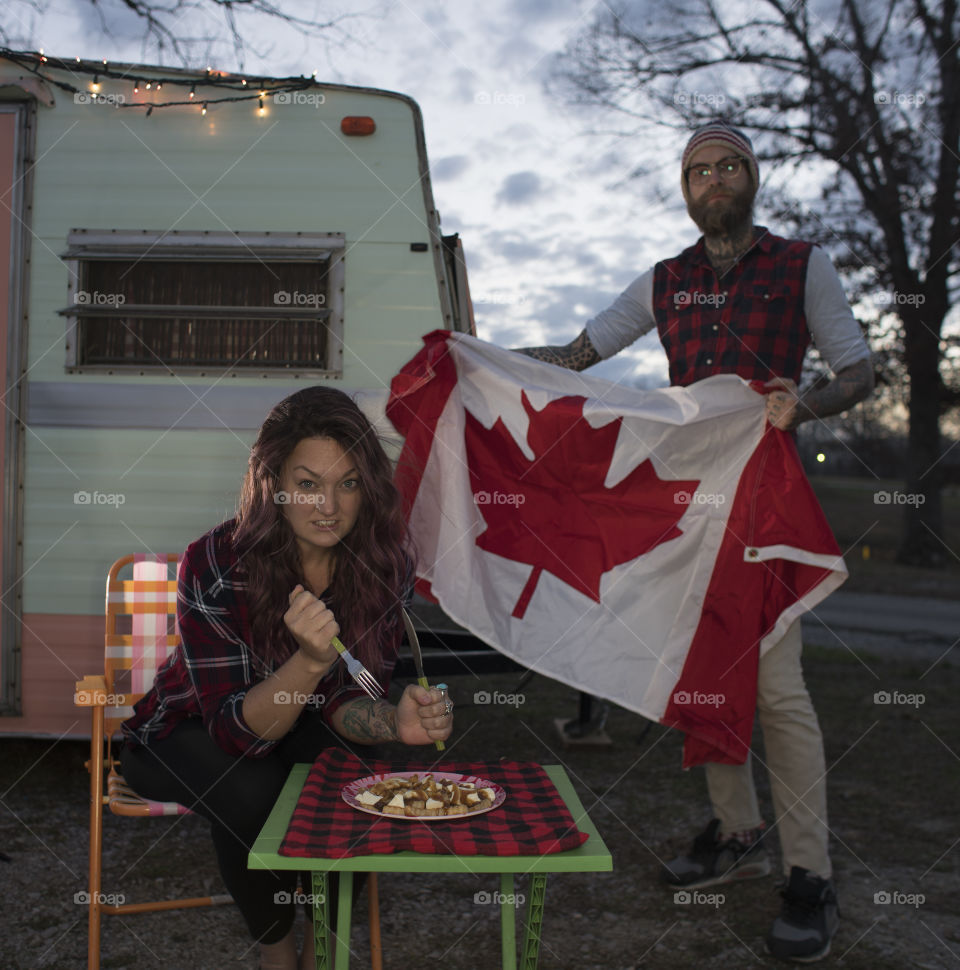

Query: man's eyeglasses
[684,156,747,185]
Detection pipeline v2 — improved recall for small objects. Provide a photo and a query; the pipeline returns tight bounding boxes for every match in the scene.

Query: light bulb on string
[258,97,265,117]
[133,80,140,94]
[189,85,195,99]
[91,75,100,93]
[201,103,207,116]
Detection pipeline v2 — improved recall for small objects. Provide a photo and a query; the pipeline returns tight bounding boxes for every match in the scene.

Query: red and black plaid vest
[652,229,813,387]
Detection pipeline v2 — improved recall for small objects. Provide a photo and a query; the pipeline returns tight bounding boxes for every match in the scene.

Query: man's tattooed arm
[796,357,875,425]
[514,329,601,371]
[333,698,399,744]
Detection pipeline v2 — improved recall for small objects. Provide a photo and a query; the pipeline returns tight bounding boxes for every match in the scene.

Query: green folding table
[249,763,612,969]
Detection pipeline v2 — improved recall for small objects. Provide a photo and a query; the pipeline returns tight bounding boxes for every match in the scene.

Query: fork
[331,636,384,699]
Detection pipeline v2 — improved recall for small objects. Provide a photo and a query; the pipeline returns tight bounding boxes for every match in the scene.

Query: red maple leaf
[464,391,701,619]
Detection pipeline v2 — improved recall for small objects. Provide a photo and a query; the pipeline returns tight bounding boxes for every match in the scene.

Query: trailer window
[60,230,345,376]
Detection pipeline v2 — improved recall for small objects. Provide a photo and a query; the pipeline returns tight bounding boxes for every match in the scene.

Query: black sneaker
[766,866,839,963]
[661,818,771,889]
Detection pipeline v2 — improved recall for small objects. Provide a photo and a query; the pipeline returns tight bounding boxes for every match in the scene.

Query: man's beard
[687,182,756,237]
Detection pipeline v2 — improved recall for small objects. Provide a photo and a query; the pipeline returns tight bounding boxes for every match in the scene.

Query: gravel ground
[2,640,958,970]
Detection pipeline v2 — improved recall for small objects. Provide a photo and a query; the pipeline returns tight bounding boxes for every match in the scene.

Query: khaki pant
[704,620,831,878]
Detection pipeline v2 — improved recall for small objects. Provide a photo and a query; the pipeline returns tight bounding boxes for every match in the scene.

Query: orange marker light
[341,116,376,136]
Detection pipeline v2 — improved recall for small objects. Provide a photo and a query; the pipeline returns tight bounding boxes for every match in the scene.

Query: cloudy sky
[12,0,725,387]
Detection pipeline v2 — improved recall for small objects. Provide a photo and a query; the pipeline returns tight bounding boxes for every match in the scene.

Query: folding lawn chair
[75,553,383,970]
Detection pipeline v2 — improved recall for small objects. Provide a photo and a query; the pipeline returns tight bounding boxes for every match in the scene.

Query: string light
[2,51,324,119]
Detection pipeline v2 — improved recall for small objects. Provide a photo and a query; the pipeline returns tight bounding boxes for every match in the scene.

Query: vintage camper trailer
[0,50,474,736]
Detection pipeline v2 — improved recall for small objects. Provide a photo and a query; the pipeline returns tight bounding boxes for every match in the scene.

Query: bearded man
[517,121,873,963]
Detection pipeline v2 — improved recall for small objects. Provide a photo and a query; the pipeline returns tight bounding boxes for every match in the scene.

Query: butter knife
[402,608,446,752]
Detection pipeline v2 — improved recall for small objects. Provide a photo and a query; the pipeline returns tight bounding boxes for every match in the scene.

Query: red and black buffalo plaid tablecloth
[279,748,590,858]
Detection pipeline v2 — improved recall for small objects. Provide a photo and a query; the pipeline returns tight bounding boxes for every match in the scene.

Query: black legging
[120,712,380,943]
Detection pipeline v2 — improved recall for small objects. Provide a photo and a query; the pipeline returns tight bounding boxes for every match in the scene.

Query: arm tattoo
[514,330,601,371]
[338,698,399,744]
[798,358,874,424]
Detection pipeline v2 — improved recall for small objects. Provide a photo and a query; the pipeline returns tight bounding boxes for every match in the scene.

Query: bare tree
[551,0,959,566]
[0,0,382,69]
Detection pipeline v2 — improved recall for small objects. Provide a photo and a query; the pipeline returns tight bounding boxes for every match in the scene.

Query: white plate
[341,770,506,821]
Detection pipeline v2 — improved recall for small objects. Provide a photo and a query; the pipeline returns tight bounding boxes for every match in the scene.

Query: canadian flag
[387,331,847,767]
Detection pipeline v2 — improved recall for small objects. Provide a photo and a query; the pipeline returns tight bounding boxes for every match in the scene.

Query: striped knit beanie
[681,122,759,204]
